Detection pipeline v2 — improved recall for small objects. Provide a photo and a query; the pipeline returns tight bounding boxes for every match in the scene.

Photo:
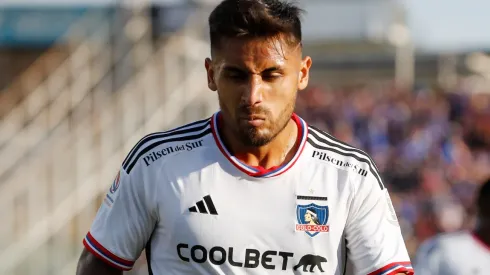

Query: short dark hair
[208,0,304,50]
[477,177,490,215]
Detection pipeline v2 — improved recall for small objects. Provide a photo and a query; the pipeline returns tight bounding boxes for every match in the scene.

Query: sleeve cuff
[367,261,414,275]
[83,232,135,271]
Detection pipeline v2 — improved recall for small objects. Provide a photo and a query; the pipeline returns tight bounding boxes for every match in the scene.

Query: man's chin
[242,137,273,147]
[239,131,274,147]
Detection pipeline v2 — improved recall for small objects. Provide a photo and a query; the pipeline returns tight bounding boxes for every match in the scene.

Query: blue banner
[0,7,113,47]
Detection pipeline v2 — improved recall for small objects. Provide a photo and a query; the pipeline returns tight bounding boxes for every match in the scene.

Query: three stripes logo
[189,195,218,215]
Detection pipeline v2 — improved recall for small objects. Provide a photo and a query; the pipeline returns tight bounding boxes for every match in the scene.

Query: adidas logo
[189,195,218,215]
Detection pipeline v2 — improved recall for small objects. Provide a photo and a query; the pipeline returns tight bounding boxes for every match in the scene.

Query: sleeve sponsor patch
[109,171,121,194]
[104,171,120,206]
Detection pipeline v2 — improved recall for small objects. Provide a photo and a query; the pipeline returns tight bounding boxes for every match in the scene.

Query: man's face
[205,36,311,147]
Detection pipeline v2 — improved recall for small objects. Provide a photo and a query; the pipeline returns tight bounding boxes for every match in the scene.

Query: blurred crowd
[296,83,490,257]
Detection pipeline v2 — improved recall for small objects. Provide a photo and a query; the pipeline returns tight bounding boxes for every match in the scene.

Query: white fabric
[84,113,412,274]
[415,231,490,275]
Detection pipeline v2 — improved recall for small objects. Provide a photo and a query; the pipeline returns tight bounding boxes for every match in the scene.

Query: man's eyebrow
[222,65,283,73]
[222,65,244,72]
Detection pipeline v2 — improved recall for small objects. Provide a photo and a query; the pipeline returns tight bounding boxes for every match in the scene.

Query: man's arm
[77,160,157,273]
[76,248,122,275]
[344,164,413,275]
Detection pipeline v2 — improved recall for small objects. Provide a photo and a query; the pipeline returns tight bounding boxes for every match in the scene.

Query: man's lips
[240,115,266,120]
[240,115,266,126]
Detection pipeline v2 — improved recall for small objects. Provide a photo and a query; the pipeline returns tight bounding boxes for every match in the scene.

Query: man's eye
[226,72,247,80]
[263,74,281,81]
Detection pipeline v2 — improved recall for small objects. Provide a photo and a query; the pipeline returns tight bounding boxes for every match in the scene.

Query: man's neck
[222,119,299,169]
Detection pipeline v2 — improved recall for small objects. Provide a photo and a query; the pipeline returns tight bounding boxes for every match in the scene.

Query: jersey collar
[210,111,308,178]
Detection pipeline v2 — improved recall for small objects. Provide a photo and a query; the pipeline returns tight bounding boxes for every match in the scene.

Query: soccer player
[76,0,413,274]
[414,177,490,274]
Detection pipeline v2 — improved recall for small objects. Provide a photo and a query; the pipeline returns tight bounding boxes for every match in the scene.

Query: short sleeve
[413,237,443,275]
[82,162,157,271]
[345,171,413,275]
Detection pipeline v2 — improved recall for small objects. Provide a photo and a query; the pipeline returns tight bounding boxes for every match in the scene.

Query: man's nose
[241,75,263,106]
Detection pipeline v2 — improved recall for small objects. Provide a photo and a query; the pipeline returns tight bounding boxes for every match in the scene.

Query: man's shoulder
[121,118,213,174]
[307,125,374,169]
[306,125,382,187]
[436,231,473,247]
[418,232,470,255]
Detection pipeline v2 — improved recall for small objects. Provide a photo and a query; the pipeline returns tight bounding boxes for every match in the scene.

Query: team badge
[296,203,330,237]
[109,171,121,194]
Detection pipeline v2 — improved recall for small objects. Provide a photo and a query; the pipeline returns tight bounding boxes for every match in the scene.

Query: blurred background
[0,0,489,274]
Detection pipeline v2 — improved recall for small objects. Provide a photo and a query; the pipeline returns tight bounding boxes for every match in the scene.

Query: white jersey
[414,231,490,275]
[83,112,413,275]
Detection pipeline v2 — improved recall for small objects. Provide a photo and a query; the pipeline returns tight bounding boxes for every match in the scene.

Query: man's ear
[298,56,312,91]
[205,58,217,91]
